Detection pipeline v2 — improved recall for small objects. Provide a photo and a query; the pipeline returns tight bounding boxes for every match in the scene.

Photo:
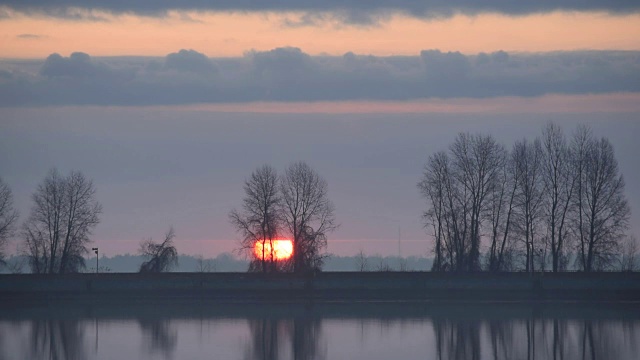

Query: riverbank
[1,272,639,305]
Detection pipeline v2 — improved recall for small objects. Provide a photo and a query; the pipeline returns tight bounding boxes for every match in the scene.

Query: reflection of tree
[26,320,87,360]
[488,320,516,360]
[245,318,281,360]
[433,319,481,360]
[433,318,633,360]
[551,319,568,360]
[290,316,325,360]
[138,319,177,359]
[579,321,622,360]
[245,316,325,360]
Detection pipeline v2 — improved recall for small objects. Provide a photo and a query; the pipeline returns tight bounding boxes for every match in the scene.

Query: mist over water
[1,302,638,359]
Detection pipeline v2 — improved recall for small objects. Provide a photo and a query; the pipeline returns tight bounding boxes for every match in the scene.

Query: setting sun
[253,239,293,261]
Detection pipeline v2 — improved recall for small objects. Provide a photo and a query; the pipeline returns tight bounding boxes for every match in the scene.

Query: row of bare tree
[418,123,633,272]
[230,162,337,273]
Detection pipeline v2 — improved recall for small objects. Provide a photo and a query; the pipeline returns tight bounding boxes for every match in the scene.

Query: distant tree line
[418,123,633,272]
[230,162,337,273]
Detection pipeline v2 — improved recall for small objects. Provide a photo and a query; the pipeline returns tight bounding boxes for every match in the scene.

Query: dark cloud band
[1,48,639,106]
[1,0,639,20]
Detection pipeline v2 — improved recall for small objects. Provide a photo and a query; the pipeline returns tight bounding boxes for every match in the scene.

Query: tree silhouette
[419,134,504,272]
[22,169,102,274]
[419,123,631,272]
[230,165,283,273]
[572,129,630,271]
[280,162,337,273]
[231,162,336,273]
[0,177,19,266]
[139,227,178,273]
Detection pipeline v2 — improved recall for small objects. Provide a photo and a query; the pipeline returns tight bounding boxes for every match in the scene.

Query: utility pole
[398,227,402,258]
[92,247,99,274]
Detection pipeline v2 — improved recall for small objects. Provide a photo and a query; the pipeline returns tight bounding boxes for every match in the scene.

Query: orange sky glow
[1,11,640,58]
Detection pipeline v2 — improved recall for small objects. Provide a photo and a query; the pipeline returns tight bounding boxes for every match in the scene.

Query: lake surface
[1,302,638,359]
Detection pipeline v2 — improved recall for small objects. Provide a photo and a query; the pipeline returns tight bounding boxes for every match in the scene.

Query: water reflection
[26,320,87,360]
[138,319,177,359]
[0,303,638,360]
[433,318,638,360]
[433,319,481,360]
[245,316,325,360]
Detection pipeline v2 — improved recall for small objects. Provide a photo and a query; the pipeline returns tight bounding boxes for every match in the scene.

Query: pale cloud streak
[15,33,44,39]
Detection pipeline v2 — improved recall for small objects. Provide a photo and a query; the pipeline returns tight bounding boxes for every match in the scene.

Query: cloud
[16,33,45,39]
[41,52,111,78]
[165,49,217,73]
[1,6,111,21]
[1,1,639,23]
[1,48,639,106]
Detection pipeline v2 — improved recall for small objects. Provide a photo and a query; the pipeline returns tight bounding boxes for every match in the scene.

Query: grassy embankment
[1,272,639,305]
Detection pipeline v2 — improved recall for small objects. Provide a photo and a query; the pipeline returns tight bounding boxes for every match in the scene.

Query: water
[1,302,638,359]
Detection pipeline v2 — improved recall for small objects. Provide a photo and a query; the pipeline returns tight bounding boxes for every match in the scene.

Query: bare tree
[486,147,518,272]
[0,177,19,265]
[450,133,504,271]
[619,235,639,272]
[195,255,216,272]
[419,134,504,272]
[571,125,592,272]
[22,169,102,274]
[354,250,369,271]
[573,133,630,271]
[541,122,576,272]
[375,258,393,272]
[398,257,410,271]
[512,138,546,272]
[139,227,178,272]
[419,124,631,273]
[419,151,450,271]
[280,162,337,273]
[229,165,282,273]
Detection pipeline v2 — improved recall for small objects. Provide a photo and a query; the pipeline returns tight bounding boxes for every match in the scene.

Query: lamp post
[527,242,532,275]
[92,247,99,274]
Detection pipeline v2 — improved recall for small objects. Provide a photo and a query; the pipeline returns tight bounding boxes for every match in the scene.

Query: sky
[0,1,639,258]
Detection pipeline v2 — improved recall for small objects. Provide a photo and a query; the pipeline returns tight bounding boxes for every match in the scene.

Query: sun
[254,239,293,261]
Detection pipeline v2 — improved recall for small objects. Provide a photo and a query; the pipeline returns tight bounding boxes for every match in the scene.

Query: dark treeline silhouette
[419,123,632,272]
[230,162,337,274]
[2,253,433,273]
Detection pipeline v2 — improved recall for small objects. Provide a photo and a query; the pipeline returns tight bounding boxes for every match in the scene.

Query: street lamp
[526,242,532,274]
[92,247,99,274]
